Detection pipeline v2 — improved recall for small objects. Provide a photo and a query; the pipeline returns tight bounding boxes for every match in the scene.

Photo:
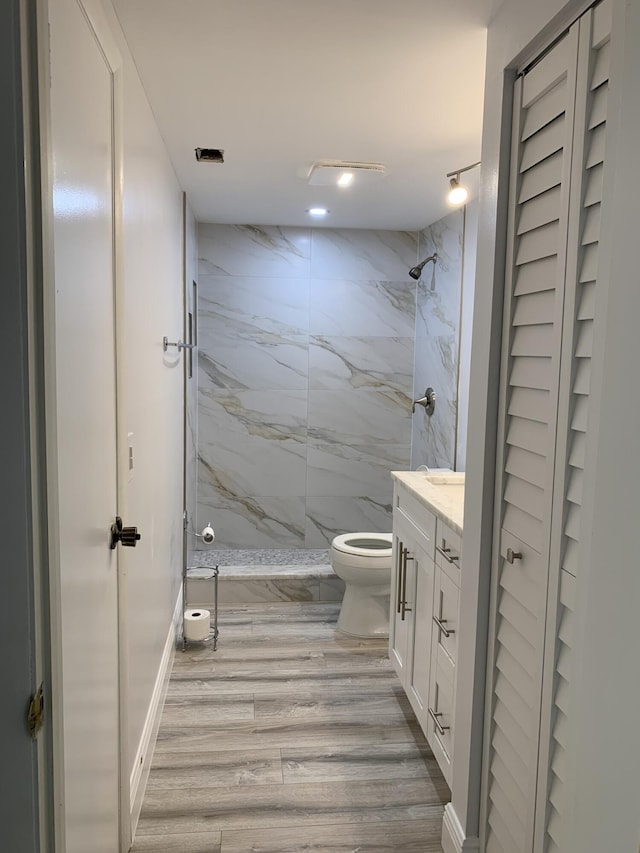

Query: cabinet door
[389,516,414,682]
[407,539,435,727]
[427,643,455,788]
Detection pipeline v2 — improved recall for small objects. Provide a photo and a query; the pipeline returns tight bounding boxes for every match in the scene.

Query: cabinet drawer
[432,567,459,666]
[395,484,436,552]
[427,646,455,786]
[435,520,462,585]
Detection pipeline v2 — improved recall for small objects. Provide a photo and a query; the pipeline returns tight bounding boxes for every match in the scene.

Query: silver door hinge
[27,682,44,739]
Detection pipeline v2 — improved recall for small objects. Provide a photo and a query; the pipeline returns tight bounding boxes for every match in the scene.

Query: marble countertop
[391,471,465,536]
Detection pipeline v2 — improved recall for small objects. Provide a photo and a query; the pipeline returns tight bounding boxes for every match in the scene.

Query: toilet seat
[331,532,392,558]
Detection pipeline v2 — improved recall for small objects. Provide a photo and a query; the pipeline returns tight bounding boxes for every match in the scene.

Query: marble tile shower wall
[411,210,464,471]
[197,224,418,548]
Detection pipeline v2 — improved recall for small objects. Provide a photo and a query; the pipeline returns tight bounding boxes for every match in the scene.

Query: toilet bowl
[330,532,393,638]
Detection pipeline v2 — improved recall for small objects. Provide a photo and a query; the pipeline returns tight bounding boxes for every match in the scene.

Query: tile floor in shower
[132,601,448,852]
[191,549,332,572]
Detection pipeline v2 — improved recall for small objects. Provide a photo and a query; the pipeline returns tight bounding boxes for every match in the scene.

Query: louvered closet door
[535,3,613,851]
[482,30,580,853]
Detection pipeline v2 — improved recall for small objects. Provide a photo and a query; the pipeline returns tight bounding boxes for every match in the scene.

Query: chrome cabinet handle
[506,547,523,564]
[400,547,414,621]
[436,542,459,564]
[433,614,455,638]
[428,707,450,736]
[396,540,403,615]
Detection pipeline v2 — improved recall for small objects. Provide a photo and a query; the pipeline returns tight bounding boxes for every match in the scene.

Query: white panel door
[50,0,120,849]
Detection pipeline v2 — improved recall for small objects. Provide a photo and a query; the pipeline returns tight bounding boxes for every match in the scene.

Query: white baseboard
[129,587,182,836]
[442,803,480,853]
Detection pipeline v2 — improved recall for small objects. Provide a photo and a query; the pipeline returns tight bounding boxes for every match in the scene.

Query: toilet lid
[331,532,392,557]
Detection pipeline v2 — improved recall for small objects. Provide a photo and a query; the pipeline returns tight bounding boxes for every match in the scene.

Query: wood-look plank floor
[133,602,448,853]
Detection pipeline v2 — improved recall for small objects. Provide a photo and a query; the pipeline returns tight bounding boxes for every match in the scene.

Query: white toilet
[330,532,393,638]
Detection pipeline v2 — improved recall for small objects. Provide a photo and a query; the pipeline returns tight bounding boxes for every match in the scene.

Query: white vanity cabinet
[390,476,463,789]
[389,488,436,729]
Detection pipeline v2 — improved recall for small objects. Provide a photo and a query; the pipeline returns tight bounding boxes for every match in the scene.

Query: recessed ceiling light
[307,207,329,217]
[337,172,354,188]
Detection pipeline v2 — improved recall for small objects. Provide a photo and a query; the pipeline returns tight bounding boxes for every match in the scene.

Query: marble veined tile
[419,209,463,277]
[198,275,309,338]
[307,389,412,446]
[411,210,463,470]
[308,336,413,393]
[306,442,407,497]
[196,496,306,550]
[305,496,393,548]
[198,224,311,277]
[219,818,444,853]
[198,388,307,497]
[311,229,418,280]
[198,334,308,391]
[309,279,416,337]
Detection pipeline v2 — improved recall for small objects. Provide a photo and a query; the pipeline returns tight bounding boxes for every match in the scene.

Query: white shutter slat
[561,538,579,576]
[586,122,606,167]
[588,82,608,129]
[582,203,601,245]
[583,162,604,207]
[514,256,557,296]
[495,666,536,725]
[512,288,557,326]
[498,586,539,648]
[512,323,554,358]
[579,243,599,282]
[519,151,563,204]
[577,280,596,317]
[508,386,550,424]
[575,320,594,357]
[505,475,545,522]
[520,116,566,173]
[509,357,553,392]
[571,395,589,432]
[522,37,571,108]
[506,416,548,456]
[516,221,559,265]
[566,467,583,506]
[593,0,613,48]
[521,78,567,141]
[573,358,592,395]
[517,187,562,235]
[590,39,610,89]
[505,445,546,488]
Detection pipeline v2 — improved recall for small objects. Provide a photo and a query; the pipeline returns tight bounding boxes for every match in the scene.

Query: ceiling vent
[195,148,224,163]
[307,160,386,186]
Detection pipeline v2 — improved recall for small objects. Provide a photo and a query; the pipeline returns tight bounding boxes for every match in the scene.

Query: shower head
[409,253,437,280]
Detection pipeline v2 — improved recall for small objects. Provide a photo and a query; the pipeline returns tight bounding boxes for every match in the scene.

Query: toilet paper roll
[184,608,211,642]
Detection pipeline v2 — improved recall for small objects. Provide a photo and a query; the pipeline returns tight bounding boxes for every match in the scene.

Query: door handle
[506,547,522,564]
[109,516,141,549]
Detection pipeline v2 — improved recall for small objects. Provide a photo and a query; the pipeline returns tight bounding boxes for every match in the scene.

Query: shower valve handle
[412,387,436,416]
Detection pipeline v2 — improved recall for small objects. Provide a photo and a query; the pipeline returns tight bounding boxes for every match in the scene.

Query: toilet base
[336,583,390,638]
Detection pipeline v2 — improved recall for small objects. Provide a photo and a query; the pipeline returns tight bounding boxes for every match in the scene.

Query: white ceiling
[112,0,496,230]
